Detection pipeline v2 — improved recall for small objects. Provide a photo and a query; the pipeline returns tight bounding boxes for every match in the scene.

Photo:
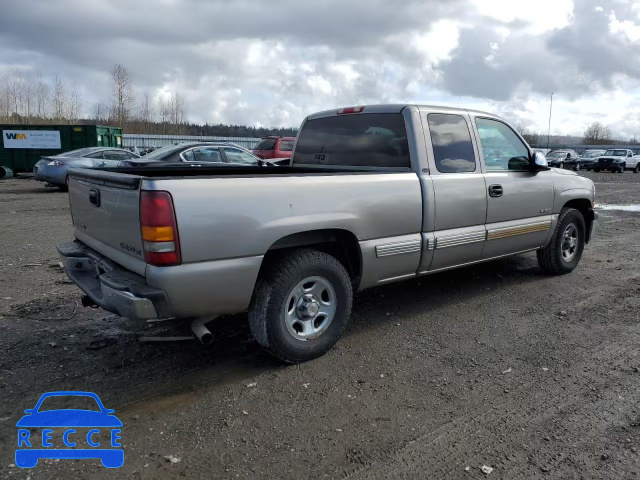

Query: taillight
[140,191,181,266]
[337,106,365,115]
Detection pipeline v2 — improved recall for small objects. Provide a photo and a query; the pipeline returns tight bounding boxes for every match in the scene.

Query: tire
[574,162,580,171]
[586,168,592,171]
[593,168,600,172]
[635,164,640,174]
[620,164,626,173]
[537,208,586,275]
[59,175,69,192]
[249,249,353,363]
[559,162,564,169]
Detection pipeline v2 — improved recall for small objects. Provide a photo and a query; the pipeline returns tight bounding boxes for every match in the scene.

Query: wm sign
[5,133,27,140]
[2,130,61,149]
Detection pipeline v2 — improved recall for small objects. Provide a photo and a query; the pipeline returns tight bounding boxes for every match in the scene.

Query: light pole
[546,92,553,150]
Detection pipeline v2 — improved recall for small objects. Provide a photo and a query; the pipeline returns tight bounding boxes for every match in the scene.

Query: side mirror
[531,151,549,171]
[24,409,33,414]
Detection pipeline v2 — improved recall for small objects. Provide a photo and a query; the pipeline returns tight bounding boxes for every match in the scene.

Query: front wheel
[574,162,580,171]
[249,249,353,363]
[620,164,626,173]
[559,162,564,169]
[537,208,586,275]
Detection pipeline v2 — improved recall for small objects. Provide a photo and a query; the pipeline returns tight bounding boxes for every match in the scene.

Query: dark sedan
[119,142,270,167]
[546,150,579,169]
[33,147,140,190]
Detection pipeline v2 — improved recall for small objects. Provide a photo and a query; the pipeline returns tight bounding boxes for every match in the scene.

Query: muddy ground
[0,172,639,479]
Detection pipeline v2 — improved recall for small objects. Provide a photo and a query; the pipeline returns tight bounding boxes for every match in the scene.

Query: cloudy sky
[1,0,639,138]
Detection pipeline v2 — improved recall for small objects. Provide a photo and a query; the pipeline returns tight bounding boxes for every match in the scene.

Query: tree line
[515,120,637,147]
[0,65,297,137]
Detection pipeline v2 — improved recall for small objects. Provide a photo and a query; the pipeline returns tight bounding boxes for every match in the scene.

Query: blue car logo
[15,391,123,468]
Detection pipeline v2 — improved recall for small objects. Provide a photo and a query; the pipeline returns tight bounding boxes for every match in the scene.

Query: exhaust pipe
[191,318,214,345]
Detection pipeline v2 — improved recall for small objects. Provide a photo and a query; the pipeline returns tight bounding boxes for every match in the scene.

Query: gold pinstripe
[487,221,551,241]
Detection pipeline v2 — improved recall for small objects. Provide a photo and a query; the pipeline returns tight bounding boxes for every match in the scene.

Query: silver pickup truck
[58,104,597,363]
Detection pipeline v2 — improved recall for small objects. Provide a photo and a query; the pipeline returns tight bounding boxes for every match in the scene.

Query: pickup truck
[592,148,640,173]
[58,105,598,363]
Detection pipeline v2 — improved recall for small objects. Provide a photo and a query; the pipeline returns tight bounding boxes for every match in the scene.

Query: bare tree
[111,64,134,129]
[583,122,612,145]
[92,101,109,123]
[137,92,154,129]
[515,120,529,137]
[66,85,81,123]
[52,75,66,120]
[157,96,170,134]
[35,76,49,120]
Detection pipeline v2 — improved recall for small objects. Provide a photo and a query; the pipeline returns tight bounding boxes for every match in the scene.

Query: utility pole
[546,92,553,150]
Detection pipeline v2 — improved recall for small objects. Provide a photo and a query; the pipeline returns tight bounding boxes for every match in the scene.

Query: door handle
[488,184,503,197]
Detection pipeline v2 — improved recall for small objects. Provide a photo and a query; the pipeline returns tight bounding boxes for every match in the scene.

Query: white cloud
[0,0,639,140]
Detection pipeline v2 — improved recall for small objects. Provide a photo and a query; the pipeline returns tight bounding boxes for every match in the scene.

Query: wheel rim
[283,276,337,341]
[559,163,563,169]
[575,163,580,171]
[561,224,579,262]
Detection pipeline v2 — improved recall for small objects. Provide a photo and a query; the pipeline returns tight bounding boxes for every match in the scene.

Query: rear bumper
[57,241,170,320]
[34,164,67,185]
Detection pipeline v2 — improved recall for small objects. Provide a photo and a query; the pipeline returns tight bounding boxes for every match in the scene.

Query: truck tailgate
[68,169,146,275]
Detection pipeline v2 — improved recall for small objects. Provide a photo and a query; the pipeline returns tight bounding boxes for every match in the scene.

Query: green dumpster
[0,125,123,173]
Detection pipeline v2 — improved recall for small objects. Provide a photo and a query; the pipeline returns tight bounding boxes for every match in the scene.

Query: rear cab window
[293,113,410,168]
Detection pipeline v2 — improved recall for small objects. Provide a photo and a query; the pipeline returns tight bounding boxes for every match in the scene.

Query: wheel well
[262,229,362,287]
[563,199,593,243]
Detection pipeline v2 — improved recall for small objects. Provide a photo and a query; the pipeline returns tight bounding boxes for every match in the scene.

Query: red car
[252,136,295,160]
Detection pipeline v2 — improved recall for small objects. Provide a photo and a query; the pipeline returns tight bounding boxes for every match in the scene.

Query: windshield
[38,395,101,412]
[604,149,627,156]
[60,147,98,157]
[547,151,567,158]
[142,144,190,160]
[583,150,604,158]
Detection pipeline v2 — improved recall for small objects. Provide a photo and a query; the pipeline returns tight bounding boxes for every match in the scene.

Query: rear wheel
[634,164,640,173]
[537,208,585,275]
[59,175,69,192]
[249,249,353,363]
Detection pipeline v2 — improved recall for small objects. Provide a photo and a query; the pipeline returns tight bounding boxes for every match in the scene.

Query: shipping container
[0,125,123,173]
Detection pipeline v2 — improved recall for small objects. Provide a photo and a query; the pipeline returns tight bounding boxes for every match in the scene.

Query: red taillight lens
[140,191,181,266]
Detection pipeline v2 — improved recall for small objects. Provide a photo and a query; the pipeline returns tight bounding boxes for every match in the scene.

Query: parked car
[592,149,638,173]
[118,142,271,167]
[57,104,596,363]
[252,136,296,161]
[33,147,140,191]
[546,150,579,169]
[578,150,606,171]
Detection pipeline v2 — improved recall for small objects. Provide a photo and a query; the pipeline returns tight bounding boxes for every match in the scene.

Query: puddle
[595,204,640,212]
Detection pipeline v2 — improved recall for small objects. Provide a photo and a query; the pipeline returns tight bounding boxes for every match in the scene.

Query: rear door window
[294,113,410,168]
[254,139,277,151]
[427,114,476,173]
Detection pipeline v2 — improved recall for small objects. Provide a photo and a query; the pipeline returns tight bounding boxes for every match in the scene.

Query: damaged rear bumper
[57,241,170,320]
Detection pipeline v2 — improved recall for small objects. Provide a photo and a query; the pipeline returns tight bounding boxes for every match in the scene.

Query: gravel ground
[1,172,640,479]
